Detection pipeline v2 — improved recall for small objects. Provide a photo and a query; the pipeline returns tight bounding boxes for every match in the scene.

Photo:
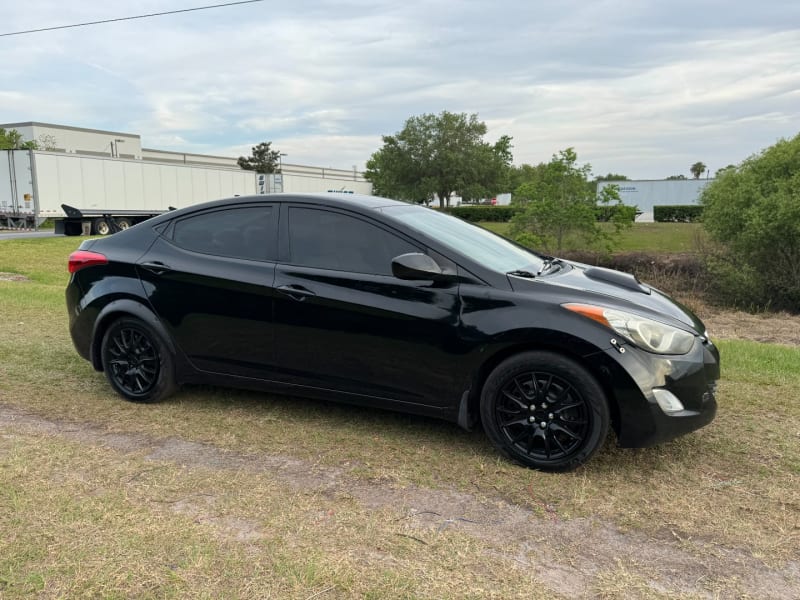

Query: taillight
[68,250,108,273]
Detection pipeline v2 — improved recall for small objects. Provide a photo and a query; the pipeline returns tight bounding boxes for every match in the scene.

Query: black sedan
[66,193,719,471]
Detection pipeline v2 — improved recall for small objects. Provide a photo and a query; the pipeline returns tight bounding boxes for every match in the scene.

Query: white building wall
[0,122,142,159]
[598,179,712,222]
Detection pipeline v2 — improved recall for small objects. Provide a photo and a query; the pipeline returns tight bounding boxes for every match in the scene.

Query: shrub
[444,206,520,222]
[439,203,637,225]
[508,149,633,253]
[653,205,704,222]
[596,204,638,222]
[700,133,800,311]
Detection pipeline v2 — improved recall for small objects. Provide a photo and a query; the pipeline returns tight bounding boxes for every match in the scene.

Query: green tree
[237,141,281,173]
[0,128,38,150]
[591,172,628,194]
[505,163,542,192]
[666,174,687,180]
[509,148,632,253]
[365,111,512,207]
[700,134,800,310]
[595,173,628,182]
[715,164,736,177]
[690,161,707,179]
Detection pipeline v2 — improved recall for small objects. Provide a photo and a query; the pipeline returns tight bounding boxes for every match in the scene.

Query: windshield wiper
[506,269,537,278]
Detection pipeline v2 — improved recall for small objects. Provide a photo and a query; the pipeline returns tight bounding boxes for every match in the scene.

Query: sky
[1,0,799,179]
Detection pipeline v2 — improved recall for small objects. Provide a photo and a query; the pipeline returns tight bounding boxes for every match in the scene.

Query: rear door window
[172,206,276,261]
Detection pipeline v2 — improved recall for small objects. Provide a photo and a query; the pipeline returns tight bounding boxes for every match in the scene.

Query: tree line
[358,110,799,308]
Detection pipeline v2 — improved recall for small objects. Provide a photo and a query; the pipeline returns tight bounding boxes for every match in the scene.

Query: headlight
[563,303,696,355]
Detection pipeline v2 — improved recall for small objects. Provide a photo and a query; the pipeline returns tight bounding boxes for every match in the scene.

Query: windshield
[384,205,544,274]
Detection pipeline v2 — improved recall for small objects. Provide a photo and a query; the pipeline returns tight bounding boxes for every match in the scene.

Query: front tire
[100,317,177,403]
[480,351,609,471]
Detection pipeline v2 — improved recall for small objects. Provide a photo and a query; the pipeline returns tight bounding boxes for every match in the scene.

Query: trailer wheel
[93,218,111,235]
[116,218,132,230]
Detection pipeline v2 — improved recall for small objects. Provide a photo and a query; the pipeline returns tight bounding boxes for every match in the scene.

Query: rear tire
[100,317,177,403]
[480,351,609,471]
[116,218,132,230]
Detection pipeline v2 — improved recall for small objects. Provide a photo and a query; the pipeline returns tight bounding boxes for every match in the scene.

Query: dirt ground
[692,303,800,346]
[2,405,798,599]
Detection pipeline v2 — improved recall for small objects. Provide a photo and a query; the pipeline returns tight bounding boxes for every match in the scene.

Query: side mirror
[392,253,454,282]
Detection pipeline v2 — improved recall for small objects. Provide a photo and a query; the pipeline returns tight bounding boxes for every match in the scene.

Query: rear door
[272,204,463,407]
[137,203,280,379]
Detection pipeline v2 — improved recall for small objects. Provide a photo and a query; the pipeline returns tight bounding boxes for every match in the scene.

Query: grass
[479,221,705,254]
[1,236,798,598]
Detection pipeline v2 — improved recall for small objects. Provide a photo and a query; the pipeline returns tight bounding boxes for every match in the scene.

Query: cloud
[0,0,798,177]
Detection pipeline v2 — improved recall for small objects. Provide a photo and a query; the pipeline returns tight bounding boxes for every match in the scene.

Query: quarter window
[172,207,274,261]
[288,207,417,275]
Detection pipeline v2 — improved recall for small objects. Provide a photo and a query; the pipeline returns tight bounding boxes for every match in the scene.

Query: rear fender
[90,299,177,371]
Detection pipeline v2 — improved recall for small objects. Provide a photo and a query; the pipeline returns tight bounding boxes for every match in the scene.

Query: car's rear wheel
[100,317,177,403]
[480,351,609,471]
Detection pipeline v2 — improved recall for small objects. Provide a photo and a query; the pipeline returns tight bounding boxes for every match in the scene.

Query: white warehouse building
[597,179,712,222]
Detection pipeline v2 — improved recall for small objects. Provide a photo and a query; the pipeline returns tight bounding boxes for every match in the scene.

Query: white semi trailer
[1,149,257,235]
[1,150,373,235]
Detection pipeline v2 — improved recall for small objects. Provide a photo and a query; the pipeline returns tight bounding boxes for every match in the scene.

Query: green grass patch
[0,236,85,286]
[717,339,800,386]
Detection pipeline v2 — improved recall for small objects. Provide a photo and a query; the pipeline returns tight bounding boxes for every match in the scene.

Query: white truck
[1,149,257,235]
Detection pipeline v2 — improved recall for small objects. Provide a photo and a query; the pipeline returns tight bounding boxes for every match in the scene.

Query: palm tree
[690,162,707,179]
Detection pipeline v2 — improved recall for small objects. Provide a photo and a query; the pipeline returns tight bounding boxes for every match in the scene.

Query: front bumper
[592,337,720,448]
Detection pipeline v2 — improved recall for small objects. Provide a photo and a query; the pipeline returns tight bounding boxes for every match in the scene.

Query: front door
[272,205,463,407]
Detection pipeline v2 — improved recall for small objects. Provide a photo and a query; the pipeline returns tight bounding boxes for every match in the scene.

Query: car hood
[509,261,707,335]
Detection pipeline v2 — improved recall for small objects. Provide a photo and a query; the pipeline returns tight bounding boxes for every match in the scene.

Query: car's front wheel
[480,351,609,471]
[100,317,177,403]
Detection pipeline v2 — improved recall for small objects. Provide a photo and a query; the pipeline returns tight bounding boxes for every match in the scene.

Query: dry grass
[1,431,558,599]
[1,236,799,598]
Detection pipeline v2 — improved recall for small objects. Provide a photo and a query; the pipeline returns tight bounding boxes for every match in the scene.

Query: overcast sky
[1,0,799,178]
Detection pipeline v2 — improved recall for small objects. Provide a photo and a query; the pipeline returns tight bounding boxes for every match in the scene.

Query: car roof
[277,192,410,210]
[142,192,411,227]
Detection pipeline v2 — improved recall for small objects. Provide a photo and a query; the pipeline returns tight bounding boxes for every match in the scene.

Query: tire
[100,317,177,403]
[93,218,110,235]
[480,351,609,472]
[116,218,132,230]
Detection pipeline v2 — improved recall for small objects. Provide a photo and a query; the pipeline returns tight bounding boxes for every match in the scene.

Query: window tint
[289,207,417,275]
[173,207,274,261]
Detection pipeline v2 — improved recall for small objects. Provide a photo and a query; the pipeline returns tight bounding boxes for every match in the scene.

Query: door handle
[277,284,316,301]
[139,261,172,275]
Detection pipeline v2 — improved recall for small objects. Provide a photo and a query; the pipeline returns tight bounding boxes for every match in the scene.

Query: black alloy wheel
[481,351,609,471]
[100,317,177,403]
